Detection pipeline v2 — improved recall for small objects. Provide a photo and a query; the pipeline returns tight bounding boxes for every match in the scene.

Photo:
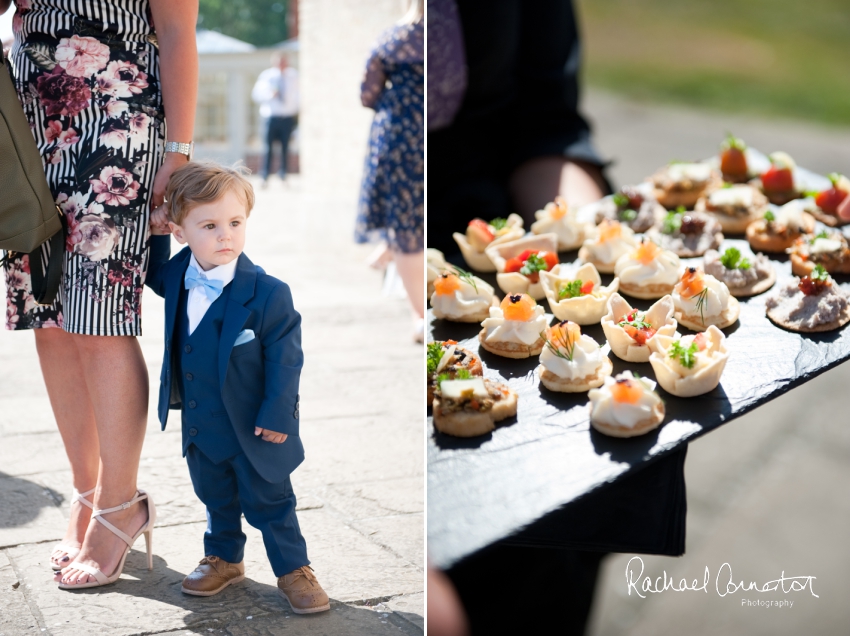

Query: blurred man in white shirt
[251,53,299,185]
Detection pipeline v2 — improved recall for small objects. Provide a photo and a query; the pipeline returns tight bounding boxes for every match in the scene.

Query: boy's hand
[150,205,171,235]
[255,427,288,444]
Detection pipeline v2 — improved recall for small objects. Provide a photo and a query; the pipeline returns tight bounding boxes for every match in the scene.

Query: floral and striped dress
[3,0,164,335]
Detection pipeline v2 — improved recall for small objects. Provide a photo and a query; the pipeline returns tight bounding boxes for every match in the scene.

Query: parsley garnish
[437,368,472,384]
[662,207,686,234]
[539,325,577,361]
[669,340,699,369]
[427,342,444,375]
[449,264,478,292]
[520,253,549,276]
[618,311,652,330]
[812,230,830,242]
[763,209,775,222]
[612,193,629,208]
[619,208,638,222]
[811,264,829,282]
[489,217,508,230]
[558,280,584,299]
[719,247,751,271]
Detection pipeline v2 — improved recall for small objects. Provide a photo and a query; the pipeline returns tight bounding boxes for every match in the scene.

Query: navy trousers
[185,444,309,577]
[262,115,296,179]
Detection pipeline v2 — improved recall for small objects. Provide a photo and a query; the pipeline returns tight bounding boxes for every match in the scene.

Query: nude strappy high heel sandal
[57,490,156,590]
[51,487,96,571]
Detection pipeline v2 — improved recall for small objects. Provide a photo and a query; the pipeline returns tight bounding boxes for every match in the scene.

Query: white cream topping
[673,274,730,318]
[667,163,712,183]
[531,204,584,246]
[427,249,448,286]
[615,249,680,286]
[540,334,604,380]
[709,185,754,208]
[584,226,637,265]
[769,151,796,171]
[776,200,807,225]
[481,305,548,346]
[809,238,843,255]
[589,372,661,429]
[430,277,495,318]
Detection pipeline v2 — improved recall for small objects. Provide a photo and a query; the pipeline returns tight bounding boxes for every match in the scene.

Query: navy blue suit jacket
[145,236,305,483]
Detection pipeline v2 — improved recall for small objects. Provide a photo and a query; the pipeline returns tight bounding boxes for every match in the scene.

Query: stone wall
[299,0,406,215]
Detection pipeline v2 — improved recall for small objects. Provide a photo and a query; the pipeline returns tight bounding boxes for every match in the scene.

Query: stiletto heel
[58,490,156,590]
[144,530,153,570]
[51,487,96,572]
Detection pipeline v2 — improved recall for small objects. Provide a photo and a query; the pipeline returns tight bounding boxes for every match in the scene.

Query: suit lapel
[165,248,192,349]
[218,253,258,387]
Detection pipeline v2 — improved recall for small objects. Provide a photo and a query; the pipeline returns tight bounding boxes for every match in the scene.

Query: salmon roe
[434,273,461,296]
[610,378,643,404]
[500,293,536,321]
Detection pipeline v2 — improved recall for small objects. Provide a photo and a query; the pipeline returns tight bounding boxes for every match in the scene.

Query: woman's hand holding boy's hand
[150,205,171,235]
[255,427,288,444]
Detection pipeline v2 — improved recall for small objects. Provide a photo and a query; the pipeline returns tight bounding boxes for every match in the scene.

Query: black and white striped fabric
[3,0,164,336]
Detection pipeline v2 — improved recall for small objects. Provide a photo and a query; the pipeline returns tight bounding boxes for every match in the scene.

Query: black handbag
[0,45,64,305]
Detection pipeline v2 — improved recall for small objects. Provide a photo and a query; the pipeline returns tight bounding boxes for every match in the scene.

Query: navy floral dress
[355,20,424,254]
[3,0,164,335]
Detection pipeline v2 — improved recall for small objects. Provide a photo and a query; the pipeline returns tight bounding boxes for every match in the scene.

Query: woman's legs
[55,334,150,586]
[393,249,424,319]
[34,329,100,568]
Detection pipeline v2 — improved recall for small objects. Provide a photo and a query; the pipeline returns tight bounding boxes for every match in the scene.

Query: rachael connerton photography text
[625,557,819,600]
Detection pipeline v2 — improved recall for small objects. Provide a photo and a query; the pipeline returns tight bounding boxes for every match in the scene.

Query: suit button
[294,409,299,419]
[189,427,198,437]
[188,400,197,409]
[184,345,192,353]
[185,373,193,381]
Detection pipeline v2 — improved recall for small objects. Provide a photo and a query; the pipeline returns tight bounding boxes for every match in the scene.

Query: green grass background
[576,0,850,125]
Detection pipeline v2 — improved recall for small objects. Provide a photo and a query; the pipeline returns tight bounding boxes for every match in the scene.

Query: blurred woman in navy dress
[355,0,424,342]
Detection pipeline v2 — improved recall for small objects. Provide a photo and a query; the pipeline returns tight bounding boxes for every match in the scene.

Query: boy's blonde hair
[165,161,255,226]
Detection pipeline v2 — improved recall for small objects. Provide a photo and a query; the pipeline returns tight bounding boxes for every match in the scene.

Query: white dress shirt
[251,66,300,118]
[185,254,238,335]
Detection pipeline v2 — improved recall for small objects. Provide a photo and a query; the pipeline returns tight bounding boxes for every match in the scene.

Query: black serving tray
[427,237,850,570]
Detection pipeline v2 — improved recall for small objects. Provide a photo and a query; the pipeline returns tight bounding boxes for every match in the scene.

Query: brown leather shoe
[181,556,245,596]
[277,565,330,614]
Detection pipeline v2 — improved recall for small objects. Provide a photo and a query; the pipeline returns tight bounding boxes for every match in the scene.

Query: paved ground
[582,89,850,635]
[0,176,424,635]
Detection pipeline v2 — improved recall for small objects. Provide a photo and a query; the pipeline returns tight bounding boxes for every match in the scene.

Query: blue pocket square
[234,329,255,346]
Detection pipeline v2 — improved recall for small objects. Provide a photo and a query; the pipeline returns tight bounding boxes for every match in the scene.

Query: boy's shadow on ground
[95,551,423,634]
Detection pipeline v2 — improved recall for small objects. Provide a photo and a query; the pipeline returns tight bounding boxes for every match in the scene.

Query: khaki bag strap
[29,217,65,306]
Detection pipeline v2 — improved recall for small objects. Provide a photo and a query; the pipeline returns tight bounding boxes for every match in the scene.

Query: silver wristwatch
[164,141,193,160]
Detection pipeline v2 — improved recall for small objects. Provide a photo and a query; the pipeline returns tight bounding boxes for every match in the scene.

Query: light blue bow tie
[184,266,224,301]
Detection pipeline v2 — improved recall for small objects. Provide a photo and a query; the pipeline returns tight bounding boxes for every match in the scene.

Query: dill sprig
[539,325,577,362]
[449,264,478,292]
[694,287,710,325]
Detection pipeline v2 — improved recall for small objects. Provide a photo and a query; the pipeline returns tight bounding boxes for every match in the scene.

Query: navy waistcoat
[174,283,241,463]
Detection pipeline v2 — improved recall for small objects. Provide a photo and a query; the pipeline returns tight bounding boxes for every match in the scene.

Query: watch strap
[164,141,193,157]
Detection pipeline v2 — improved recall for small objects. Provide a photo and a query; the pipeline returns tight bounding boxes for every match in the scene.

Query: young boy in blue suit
[146,162,329,613]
